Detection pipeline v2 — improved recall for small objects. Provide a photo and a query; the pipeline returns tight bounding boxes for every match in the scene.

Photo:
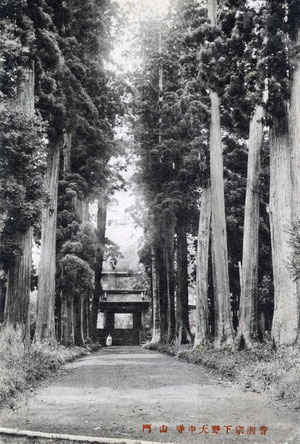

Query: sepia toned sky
[117,0,170,16]
[104,0,171,271]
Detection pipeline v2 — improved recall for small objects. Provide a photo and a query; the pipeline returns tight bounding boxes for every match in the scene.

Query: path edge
[0,427,174,444]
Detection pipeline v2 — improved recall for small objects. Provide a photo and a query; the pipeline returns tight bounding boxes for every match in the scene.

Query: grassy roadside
[145,341,300,411]
[0,326,89,409]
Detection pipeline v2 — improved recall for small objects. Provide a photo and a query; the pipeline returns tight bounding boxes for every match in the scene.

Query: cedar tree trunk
[270,123,298,346]
[175,223,191,346]
[290,28,300,345]
[208,0,234,350]
[63,131,72,176]
[60,130,73,346]
[0,276,6,323]
[82,199,90,223]
[158,236,168,342]
[74,296,85,347]
[194,186,211,348]
[4,68,34,350]
[235,106,264,349]
[165,219,176,344]
[90,197,107,341]
[150,245,161,343]
[5,229,33,350]
[60,297,75,346]
[34,142,60,344]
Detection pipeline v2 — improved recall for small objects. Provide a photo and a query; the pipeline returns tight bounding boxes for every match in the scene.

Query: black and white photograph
[0,0,299,443]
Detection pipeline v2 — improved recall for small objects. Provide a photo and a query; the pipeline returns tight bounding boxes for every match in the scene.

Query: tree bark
[84,297,89,342]
[90,196,107,341]
[207,0,234,350]
[165,220,176,344]
[4,68,34,350]
[74,296,85,347]
[158,27,163,144]
[150,245,161,343]
[74,196,83,222]
[5,229,33,350]
[175,223,191,346]
[70,298,75,345]
[158,236,168,342]
[0,276,6,324]
[194,186,211,348]
[60,296,68,345]
[60,296,75,346]
[60,262,75,347]
[60,130,72,346]
[235,106,264,349]
[268,7,300,349]
[82,199,90,223]
[269,22,300,346]
[289,28,300,346]
[80,295,85,346]
[63,131,72,176]
[34,142,60,344]
[269,124,298,346]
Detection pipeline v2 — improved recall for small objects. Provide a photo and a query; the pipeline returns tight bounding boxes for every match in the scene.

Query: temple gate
[97,271,150,346]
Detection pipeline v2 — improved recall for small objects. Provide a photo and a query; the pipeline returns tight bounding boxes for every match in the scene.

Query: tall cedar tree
[30,0,65,344]
[207,1,266,349]
[206,0,234,349]
[264,0,300,346]
[0,0,46,347]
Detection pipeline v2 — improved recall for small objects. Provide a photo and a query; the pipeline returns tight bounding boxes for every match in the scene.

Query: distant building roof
[101,291,149,305]
[102,271,144,292]
[100,271,149,309]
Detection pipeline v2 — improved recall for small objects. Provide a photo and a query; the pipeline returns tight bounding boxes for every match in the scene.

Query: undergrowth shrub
[146,340,300,410]
[0,325,27,404]
[0,325,86,408]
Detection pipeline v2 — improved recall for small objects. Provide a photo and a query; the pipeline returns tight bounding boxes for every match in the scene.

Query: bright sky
[104,0,171,271]
[110,0,171,74]
[117,0,170,16]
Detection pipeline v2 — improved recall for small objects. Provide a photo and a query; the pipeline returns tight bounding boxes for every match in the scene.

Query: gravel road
[0,346,299,443]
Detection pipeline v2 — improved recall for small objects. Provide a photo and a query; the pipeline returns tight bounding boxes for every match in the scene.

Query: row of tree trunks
[61,295,88,347]
[90,196,107,342]
[4,68,34,350]
[235,105,264,350]
[148,1,299,351]
[149,23,180,345]
[149,215,193,347]
[194,186,211,347]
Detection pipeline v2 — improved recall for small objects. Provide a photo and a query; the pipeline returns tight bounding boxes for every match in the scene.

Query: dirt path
[0,346,299,443]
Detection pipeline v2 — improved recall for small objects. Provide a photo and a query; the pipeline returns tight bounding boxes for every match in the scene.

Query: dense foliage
[0,0,47,271]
